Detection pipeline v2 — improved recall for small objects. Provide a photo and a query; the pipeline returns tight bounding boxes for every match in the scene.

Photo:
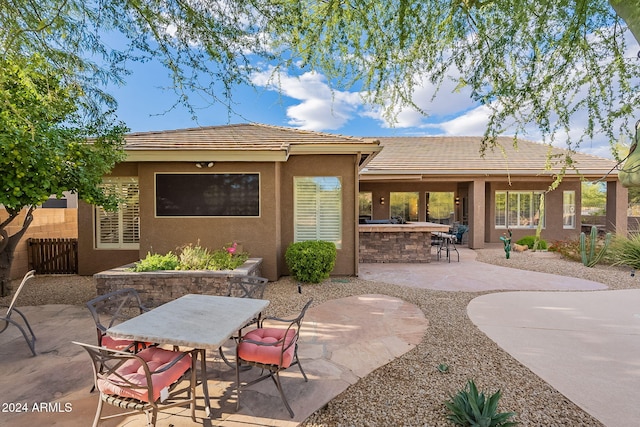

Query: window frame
[563,190,576,229]
[495,190,545,229]
[94,177,140,250]
[294,176,342,249]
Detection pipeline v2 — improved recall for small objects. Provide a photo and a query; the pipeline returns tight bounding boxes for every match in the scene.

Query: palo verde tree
[2,1,639,158]
[0,54,126,296]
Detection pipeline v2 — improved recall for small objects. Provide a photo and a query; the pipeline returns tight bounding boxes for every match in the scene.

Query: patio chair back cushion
[97,347,192,403]
[237,328,297,368]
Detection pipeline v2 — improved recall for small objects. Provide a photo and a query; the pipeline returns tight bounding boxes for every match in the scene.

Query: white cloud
[251,68,363,130]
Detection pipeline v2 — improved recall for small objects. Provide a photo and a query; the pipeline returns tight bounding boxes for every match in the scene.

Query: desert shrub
[285,240,337,283]
[177,242,212,270]
[444,380,517,427]
[515,235,547,250]
[131,252,179,272]
[548,238,582,261]
[610,232,640,269]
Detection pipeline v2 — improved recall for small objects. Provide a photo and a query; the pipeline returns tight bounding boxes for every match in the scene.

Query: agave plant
[444,380,517,427]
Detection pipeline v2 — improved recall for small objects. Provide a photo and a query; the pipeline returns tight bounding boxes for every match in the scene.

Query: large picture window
[95,177,139,249]
[495,191,545,229]
[155,173,260,217]
[294,177,342,248]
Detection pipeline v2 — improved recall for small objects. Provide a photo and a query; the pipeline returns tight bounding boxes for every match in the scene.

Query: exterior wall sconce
[195,162,215,168]
[380,197,385,205]
[455,197,460,206]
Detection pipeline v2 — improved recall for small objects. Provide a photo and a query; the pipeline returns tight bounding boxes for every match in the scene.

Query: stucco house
[360,136,626,248]
[77,124,626,280]
[77,124,382,281]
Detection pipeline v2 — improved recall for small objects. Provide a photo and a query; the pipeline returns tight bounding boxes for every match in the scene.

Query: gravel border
[4,248,638,425]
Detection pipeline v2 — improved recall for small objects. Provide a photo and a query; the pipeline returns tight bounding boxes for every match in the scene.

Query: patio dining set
[1,271,312,427]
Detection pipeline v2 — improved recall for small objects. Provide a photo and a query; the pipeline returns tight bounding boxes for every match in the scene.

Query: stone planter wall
[94,258,263,307]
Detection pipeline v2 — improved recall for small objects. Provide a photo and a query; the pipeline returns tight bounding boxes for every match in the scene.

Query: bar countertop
[358,221,449,233]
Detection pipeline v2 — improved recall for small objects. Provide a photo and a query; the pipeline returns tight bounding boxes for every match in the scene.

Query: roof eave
[124,150,289,162]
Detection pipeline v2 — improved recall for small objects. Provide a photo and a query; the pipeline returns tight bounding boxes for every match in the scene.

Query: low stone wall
[94,258,263,307]
[359,231,433,263]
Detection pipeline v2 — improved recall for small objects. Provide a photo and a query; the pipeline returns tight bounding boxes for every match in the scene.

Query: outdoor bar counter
[359,222,449,263]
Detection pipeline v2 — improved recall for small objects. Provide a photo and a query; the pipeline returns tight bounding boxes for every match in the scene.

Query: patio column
[606,180,628,236]
[467,179,486,249]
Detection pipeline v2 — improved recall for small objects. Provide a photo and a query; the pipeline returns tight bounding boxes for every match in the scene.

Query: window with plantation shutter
[294,177,342,248]
[95,177,140,249]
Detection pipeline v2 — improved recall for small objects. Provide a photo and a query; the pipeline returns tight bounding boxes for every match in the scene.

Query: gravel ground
[3,247,639,426]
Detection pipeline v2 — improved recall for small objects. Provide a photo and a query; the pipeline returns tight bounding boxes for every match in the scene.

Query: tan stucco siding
[280,154,358,277]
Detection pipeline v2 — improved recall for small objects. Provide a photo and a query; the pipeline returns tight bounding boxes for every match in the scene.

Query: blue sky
[106,49,633,161]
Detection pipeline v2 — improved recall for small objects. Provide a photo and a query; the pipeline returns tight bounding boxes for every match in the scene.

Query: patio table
[106,293,269,418]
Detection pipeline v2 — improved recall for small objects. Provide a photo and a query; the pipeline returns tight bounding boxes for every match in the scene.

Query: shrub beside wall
[285,240,337,283]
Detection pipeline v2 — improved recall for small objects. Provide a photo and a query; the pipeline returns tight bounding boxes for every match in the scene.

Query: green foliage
[515,236,547,250]
[208,243,250,271]
[285,240,337,284]
[0,54,126,213]
[3,1,639,160]
[177,242,212,270]
[132,243,249,272]
[269,0,639,156]
[610,232,640,270]
[132,252,179,272]
[444,380,517,427]
[580,226,612,267]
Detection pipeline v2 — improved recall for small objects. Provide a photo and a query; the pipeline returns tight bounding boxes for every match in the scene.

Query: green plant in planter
[177,242,211,270]
[444,380,516,427]
[209,242,249,270]
[285,240,337,283]
[131,252,179,272]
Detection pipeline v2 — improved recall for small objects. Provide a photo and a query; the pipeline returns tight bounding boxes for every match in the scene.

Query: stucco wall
[279,155,358,277]
[78,153,360,280]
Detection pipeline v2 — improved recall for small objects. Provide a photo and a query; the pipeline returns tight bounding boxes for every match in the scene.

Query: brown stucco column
[467,178,486,249]
[606,180,628,236]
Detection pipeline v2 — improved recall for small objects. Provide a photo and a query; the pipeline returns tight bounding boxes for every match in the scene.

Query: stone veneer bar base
[94,258,262,308]
[359,231,433,263]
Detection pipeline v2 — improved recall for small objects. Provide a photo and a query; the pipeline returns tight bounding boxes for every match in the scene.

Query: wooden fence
[28,238,78,274]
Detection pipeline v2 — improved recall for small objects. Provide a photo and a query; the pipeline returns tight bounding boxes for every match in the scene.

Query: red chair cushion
[238,328,297,368]
[97,347,191,403]
[100,335,151,351]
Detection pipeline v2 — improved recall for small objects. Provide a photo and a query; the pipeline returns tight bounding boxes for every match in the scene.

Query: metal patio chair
[74,342,196,427]
[0,270,36,356]
[235,299,313,418]
[226,275,268,299]
[86,288,151,353]
[219,275,269,367]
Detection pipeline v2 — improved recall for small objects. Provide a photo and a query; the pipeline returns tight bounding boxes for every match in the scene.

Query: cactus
[580,226,611,267]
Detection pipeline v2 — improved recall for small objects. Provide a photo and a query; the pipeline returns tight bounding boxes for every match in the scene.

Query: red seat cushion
[238,328,297,368]
[97,347,191,403]
[100,335,151,351]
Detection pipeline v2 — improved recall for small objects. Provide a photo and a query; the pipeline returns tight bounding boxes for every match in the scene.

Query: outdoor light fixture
[455,197,460,206]
[195,162,215,168]
[380,197,385,205]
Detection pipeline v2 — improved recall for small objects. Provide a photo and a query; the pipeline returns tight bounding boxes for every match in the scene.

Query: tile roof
[124,123,376,151]
[361,136,619,178]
